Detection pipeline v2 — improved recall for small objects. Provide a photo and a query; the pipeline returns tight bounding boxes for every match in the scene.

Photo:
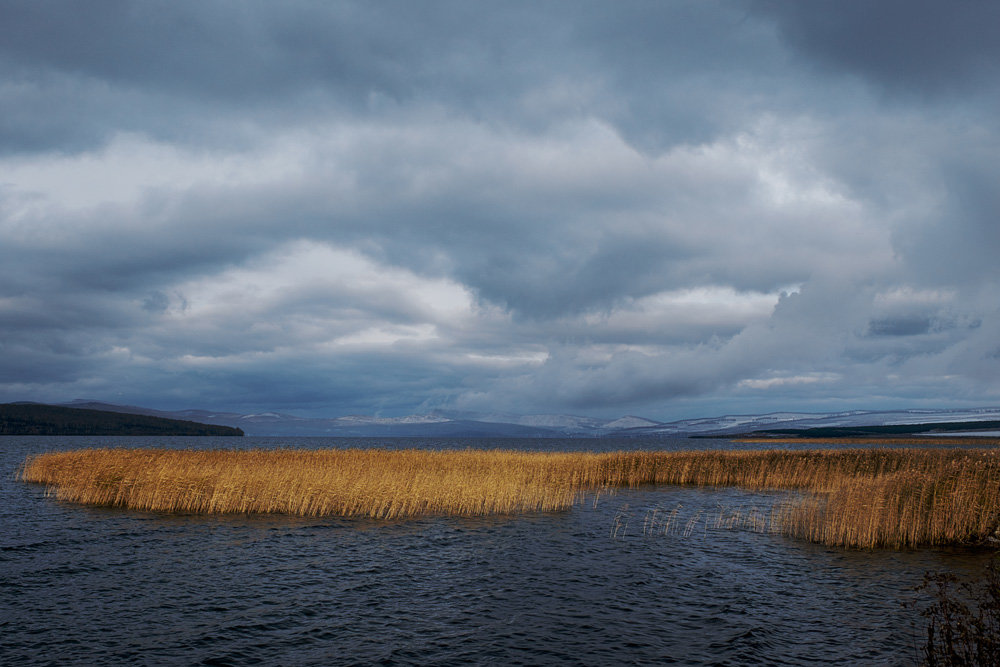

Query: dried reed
[20,446,1000,549]
[736,437,1000,446]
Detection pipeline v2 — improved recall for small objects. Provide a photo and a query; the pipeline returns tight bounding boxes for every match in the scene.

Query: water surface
[2,436,994,665]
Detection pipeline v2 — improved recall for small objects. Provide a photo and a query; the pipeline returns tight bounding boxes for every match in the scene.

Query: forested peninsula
[0,403,243,436]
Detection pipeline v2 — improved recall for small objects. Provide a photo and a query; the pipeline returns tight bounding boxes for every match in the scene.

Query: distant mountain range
[57,401,1000,438]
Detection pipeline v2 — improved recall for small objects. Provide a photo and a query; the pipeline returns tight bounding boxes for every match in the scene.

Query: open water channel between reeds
[2,436,997,665]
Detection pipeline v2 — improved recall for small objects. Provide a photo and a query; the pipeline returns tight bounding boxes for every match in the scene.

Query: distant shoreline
[734,436,1000,446]
[0,403,244,437]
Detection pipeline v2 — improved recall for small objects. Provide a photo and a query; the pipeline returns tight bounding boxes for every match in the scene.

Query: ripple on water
[2,436,996,665]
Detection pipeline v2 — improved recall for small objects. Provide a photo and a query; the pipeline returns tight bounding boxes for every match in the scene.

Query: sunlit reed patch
[20,447,1000,550]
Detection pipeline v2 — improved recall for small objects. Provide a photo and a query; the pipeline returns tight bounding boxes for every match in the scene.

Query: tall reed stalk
[21,446,1000,549]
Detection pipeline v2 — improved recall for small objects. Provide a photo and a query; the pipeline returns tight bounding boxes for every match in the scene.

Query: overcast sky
[2,1,999,420]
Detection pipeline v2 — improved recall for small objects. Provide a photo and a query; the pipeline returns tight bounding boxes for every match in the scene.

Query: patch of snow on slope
[334,414,452,425]
[603,416,662,429]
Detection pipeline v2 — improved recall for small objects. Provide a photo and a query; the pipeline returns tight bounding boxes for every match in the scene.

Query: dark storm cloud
[0,1,550,152]
[0,1,392,101]
[0,1,782,155]
[867,317,933,337]
[115,350,473,416]
[2,1,999,417]
[748,0,1000,96]
[896,153,1000,286]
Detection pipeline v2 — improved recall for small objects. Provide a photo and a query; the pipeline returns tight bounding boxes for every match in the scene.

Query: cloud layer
[2,1,998,418]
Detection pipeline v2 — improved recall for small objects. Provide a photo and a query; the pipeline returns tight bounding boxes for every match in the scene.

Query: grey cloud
[866,317,933,338]
[480,274,994,414]
[898,157,1000,286]
[141,291,170,314]
[0,347,91,385]
[82,349,472,417]
[748,0,1000,97]
[1,2,380,100]
[0,1,792,156]
[2,2,1000,418]
[0,1,562,152]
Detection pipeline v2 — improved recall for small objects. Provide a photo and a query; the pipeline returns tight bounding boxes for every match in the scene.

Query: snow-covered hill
[60,401,1000,438]
[622,408,1000,436]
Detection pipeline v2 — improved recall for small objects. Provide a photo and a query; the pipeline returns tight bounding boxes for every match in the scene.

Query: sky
[1,1,999,421]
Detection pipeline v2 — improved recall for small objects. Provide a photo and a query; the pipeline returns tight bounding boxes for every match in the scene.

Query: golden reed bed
[736,436,1000,446]
[20,447,1000,549]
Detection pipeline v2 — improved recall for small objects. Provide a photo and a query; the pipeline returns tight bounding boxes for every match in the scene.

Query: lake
[2,435,995,665]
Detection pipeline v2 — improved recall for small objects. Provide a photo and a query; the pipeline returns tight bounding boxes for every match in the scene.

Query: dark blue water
[2,436,995,665]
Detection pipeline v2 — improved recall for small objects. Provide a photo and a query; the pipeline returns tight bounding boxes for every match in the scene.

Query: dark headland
[0,403,244,436]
